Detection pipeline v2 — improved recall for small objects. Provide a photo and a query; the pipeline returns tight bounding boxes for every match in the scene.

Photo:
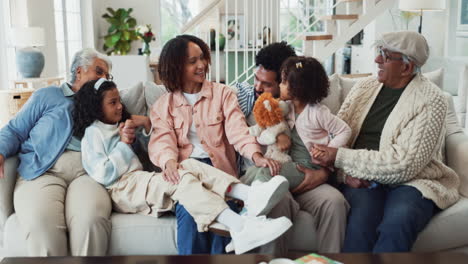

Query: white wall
[349,1,449,75]
[27,0,59,78]
[92,0,160,56]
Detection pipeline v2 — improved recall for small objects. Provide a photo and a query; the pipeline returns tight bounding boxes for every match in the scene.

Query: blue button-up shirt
[0,83,74,180]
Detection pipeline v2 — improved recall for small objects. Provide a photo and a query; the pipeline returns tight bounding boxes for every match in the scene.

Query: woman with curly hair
[73,78,292,255]
[149,34,286,254]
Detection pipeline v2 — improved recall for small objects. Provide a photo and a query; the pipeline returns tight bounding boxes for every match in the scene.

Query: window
[54,0,82,79]
[160,0,204,45]
[0,0,16,88]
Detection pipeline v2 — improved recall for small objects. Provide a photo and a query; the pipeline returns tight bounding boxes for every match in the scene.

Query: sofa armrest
[446,132,468,197]
[0,156,19,230]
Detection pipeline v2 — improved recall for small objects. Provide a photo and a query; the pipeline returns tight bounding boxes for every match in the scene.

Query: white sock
[226,183,250,201]
[216,208,245,232]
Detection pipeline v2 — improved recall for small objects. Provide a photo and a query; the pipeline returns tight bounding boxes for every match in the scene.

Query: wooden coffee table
[1,252,468,264]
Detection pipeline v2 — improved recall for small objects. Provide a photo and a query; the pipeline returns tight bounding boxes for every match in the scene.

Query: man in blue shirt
[0,48,113,256]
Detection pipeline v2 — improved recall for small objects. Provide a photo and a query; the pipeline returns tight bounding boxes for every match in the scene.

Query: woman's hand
[252,152,281,176]
[119,120,136,144]
[131,115,152,134]
[163,159,180,184]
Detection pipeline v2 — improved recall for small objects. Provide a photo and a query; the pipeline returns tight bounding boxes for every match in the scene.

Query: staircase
[180,0,395,85]
[302,0,395,61]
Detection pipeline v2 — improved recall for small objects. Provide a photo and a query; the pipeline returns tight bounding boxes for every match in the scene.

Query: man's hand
[345,175,370,189]
[119,119,136,144]
[0,155,4,179]
[292,164,329,194]
[252,152,281,176]
[276,133,291,152]
[163,159,180,184]
[312,144,338,167]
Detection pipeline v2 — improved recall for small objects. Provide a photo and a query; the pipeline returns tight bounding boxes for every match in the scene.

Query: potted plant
[102,7,139,55]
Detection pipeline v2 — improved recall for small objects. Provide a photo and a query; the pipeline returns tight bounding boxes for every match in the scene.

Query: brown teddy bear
[250,92,292,164]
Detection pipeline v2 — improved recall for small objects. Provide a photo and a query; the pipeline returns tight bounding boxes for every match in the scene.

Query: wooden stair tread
[302,34,333,41]
[321,14,359,20]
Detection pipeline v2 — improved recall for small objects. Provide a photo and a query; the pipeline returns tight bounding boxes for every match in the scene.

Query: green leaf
[123,31,130,40]
[127,18,137,28]
[108,24,117,33]
[106,8,116,16]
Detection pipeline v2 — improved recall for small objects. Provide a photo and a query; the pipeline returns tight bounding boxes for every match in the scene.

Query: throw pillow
[322,73,342,115]
[144,81,168,116]
[120,81,147,116]
[423,68,444,90]
[339,75,367,103]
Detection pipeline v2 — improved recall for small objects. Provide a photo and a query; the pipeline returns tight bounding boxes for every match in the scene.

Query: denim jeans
[342,184,438,253]
[176,157,238,255]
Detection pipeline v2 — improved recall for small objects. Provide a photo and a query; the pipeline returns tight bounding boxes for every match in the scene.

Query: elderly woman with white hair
[0,48,114,256]
[312,31,460,253]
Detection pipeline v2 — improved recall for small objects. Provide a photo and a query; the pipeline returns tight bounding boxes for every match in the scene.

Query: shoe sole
[252,176,289,217]
[234,218,293,254]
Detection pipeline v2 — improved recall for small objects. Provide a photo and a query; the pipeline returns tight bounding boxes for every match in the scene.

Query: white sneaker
[245,176,289,217]
[230,215,292,254]
[225,241,235,253]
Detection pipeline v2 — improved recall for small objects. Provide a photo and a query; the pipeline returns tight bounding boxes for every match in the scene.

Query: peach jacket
[149,80,261,177]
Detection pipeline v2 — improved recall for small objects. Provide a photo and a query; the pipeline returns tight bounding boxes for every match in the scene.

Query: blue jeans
[176,157,238,255]
[342,184,438,253]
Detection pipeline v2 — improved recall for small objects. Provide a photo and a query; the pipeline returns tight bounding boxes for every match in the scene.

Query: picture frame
[221,14,245,49]
[458,0,468,31]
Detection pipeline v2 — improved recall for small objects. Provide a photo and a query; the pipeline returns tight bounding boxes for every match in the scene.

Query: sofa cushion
[412,197,468,252]
[144,81,167,116]
[339,76,367,102]
[109,213,178,255]
[4,214,27,256]
[321,74,342,115]
[423,68,444,90]
[0,156,18,248]
[120,82,147,116]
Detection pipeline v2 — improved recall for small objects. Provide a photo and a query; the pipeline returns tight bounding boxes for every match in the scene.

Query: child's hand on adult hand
[312,144,337,167]
[119,120,136,144]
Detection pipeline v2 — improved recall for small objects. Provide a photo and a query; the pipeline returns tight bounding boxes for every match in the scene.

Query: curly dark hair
[255,42,296,83]
[73,79,131,139]
[158,34,211,92]
[281,56,329,105]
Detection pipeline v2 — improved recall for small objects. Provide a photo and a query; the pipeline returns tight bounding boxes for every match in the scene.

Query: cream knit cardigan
[335,74,460,209]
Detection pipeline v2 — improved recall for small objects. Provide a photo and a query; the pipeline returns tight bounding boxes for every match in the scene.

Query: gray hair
[69,48,112,84]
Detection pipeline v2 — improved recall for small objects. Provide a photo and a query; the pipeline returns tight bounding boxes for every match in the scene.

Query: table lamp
[399,0,446,34]
[12,27,45,78]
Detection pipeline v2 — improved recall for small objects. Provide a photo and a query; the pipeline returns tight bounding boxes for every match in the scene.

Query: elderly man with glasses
[312,31,460,253]
[0,48,114,256]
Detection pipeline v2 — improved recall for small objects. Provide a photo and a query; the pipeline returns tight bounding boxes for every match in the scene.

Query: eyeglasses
[94,66,113,81]
[376,46,404,63]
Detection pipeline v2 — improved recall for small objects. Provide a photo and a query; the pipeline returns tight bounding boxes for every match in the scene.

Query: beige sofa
[1,74,468,256]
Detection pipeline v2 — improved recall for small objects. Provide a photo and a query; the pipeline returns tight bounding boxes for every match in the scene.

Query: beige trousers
[14,151,112,256]
[253,183,349,255]
[109,158,240,232]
